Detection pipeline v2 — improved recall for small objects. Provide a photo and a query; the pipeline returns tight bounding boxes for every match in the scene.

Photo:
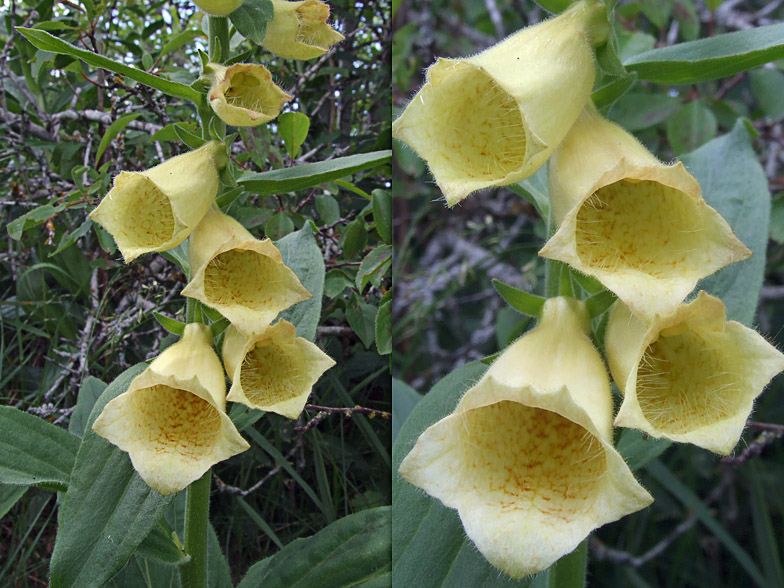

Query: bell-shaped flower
[192,0,243,15]
[181,206,310,333]
[89,141,226,263]
[262,0,344,60]
[205,62,292,127]
[222,320,335,418]
[391,0,608,207]
[399,297,652,579]
[539,106,750,320]
[606,292,784,455]
[92,323,249,495]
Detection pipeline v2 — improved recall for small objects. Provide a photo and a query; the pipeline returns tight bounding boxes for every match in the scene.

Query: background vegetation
[0,0,392,585]
[392,0,784,586]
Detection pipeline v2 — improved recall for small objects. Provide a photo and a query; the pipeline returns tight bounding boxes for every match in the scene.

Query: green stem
[544,204,565,298]
[208,16,231,64]
[546,539,588,588]
[180,470,211,588]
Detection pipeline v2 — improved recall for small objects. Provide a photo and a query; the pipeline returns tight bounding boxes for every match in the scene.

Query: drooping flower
[539,105,750,320]
[192,0,244,15]
[399,297,652,579]
[181,206,310,333]
[205,63,292,127]
[92,323,249,495]
[263,0,345,60]
[89,141,226,263]
[222,320,335,418]
[606,292,784,455]
[392,0,609,207]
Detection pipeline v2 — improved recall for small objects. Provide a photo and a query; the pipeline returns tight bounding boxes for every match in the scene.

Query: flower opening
[182,206,310,333]
[400,297,651,578]
[89,141,225,263]
[540,106,750,319]
[92,323,249,495]
[607,292,784,454]
[263,0,345,60]
[392,0,607,207]
[223,320,335,418]
[206,63,292,127]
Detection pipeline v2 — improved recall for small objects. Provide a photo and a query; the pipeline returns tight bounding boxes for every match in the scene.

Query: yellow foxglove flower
[89,141,226,263]
[222,320,335,418]
[540,106,750,320]
[181,206,311,333]
[192,0,243,15]
[399,297,652,579]
[92,324,249,495]
[263,0,345,60]
[205,63,292,127]
[606,292,784,455]
[392,0,608,207]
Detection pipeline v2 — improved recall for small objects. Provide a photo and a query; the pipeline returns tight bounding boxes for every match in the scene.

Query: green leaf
[592,72,638,110]
[153,312,186,336]
[645,460,768,587]
[346,294,377,349]
[683,120,768,326]
[615,429,671,471]
[265,211,295,240]
[238,150,392,195]
[7,203,67,240]
[230,0,274,44]
[237,507,391,588]
[69,376,107,437]
[315,192,340,225]
[356,245,392,292]
[508,165,549,219]
[340,219,367,259]
[136,518,188,566]
[276,224,325,341]
[375,295,391,355]
[16,28,201,103]
[607,92,681,131]
[0,484,27,519]
[584,289,617,318]
[624,23,784,84]
[0,405,80,490]
[95,113,141,163]
[748,461,784,587]
[278,112,310,159]
[749,67,784,120]
[666,99,717,155]
[532,0,571,13]
[50,218,94,257]
[371,189,392,243]
[491,279,545,317]
[393,362,536,587]
[391,378,421,445]
[641,0,673,29]
[324,269,353,297]
[50,363,176,588]
[173,122,207,149]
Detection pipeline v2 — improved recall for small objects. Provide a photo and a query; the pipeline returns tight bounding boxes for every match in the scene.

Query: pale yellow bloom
[392,0,608,207]
[181,206,310,333]
[205,63,292,127]
[222,320,335,418]
[192,0,243,15]
[606,292,784,455]
[92,324,249,495]
[263,0,344,60]
[539,106,750,320]
[400,297,652,579]
[89,142,226,263]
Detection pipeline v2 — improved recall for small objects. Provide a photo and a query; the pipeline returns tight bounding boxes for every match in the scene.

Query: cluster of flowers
[87,0,343,496]
[393,0,784,579]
